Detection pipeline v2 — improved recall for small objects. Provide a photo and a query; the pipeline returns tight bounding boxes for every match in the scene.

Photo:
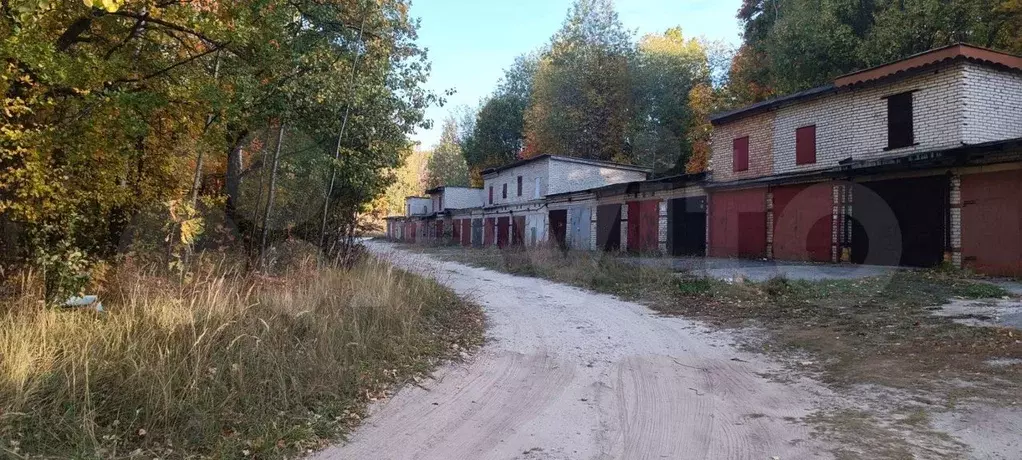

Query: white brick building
[707,44,1022,275]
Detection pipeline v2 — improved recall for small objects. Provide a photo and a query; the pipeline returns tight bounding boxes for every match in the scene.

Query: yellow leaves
[82,0,123,12]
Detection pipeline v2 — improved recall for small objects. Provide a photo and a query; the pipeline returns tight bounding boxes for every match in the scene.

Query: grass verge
[415,245,1020,392]
[0,252,484,459]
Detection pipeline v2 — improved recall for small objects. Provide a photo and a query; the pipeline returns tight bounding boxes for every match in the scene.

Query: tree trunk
[225,130,247,223]
[319,1,370,251]
[259,123,285,268]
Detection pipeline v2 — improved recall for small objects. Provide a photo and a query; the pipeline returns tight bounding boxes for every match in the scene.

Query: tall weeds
[0,255,483,459]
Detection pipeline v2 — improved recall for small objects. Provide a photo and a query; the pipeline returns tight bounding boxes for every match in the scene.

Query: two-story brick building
[707,44,1022,276]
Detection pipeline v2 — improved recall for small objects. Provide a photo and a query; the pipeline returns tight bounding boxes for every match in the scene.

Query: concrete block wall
[962,63,1022,144]
[406,197,432,216]
[548,160,648,195]
[483,159,549,206]
[442,187,486,211]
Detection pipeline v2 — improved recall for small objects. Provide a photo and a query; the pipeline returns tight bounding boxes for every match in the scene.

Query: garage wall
[709,188,768,258]
[961,169,1022,277]
[772,183,834,262]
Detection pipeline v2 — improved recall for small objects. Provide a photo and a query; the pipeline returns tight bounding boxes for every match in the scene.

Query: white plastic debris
[64,295,104,312]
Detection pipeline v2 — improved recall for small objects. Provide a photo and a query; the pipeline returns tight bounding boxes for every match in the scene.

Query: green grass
[0,253,484,459]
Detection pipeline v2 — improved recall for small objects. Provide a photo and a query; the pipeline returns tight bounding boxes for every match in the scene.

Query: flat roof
[711,43,1022,125]
[547,172,707,199]
[481,154,651,176]
[424,185,483,195]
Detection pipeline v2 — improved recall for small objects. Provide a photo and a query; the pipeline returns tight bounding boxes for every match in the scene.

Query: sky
[407,0,744,147]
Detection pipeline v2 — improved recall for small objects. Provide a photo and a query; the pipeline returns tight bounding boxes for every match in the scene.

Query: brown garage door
[497,217,510,248]
[773,183,833,263]
[962,170,1022,277]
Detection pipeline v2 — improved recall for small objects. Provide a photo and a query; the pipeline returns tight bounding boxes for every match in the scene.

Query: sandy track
[313,242,832,460]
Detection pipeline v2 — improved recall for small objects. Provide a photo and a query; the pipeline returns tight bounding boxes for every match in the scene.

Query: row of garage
[388,164,1022,277]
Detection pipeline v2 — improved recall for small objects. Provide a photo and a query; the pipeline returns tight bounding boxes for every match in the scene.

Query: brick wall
[710,111,775,182]
[962,63,1022,144]
[712,62,989,182]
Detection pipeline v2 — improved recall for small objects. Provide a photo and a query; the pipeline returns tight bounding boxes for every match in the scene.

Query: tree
[426,117,471,189]
[631,28,709,174]
[462,53,538,183]
[0,0,434,296]
[523,0,635,162]
[730,0,1019,100]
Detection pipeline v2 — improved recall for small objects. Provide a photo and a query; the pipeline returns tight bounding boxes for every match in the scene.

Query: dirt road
[313,242,833,460]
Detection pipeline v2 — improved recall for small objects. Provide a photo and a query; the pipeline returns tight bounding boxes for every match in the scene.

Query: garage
[512,216,526,247]
[472,219,483,248]
[851,175,948,267]
[708,188,767,258]
[667,196,707,256]
[497,217,510,248]
[596,204,622,252]
[484,217,496,247]
[772,183,833,262]
[461,219,472,247]
[627,200,660,253]
[549,210,568,249]
[961,170,1022,277]
[568,206,592,250]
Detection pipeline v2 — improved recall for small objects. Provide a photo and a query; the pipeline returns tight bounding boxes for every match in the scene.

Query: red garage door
[709,188,767,258]
[484,218,495,247]
[407,222,417,244]
[435,220,444,242]
[773,183,833,263]
[627,200,660,253]
[497,217,510,248]
[461,219,471,247]
[962,170,1022,277]
[452,219,461,243]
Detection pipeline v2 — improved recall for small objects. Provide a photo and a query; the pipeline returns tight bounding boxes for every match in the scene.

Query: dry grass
[0,251,484,459]
[418,245,1020,391]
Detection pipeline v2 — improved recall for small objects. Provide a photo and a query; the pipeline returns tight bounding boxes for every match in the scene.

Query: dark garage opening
[549,210,568,249]
[668,196,707,256]
[597,204,622,252]
[851,175,948,267]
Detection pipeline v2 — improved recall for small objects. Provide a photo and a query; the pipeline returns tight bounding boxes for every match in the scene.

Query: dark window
[517,176,523,196]
[886,92,914,150]
[502,183,507,199]
[733,136,749,172]
[488,186,493,205]
[796,125,817,165]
